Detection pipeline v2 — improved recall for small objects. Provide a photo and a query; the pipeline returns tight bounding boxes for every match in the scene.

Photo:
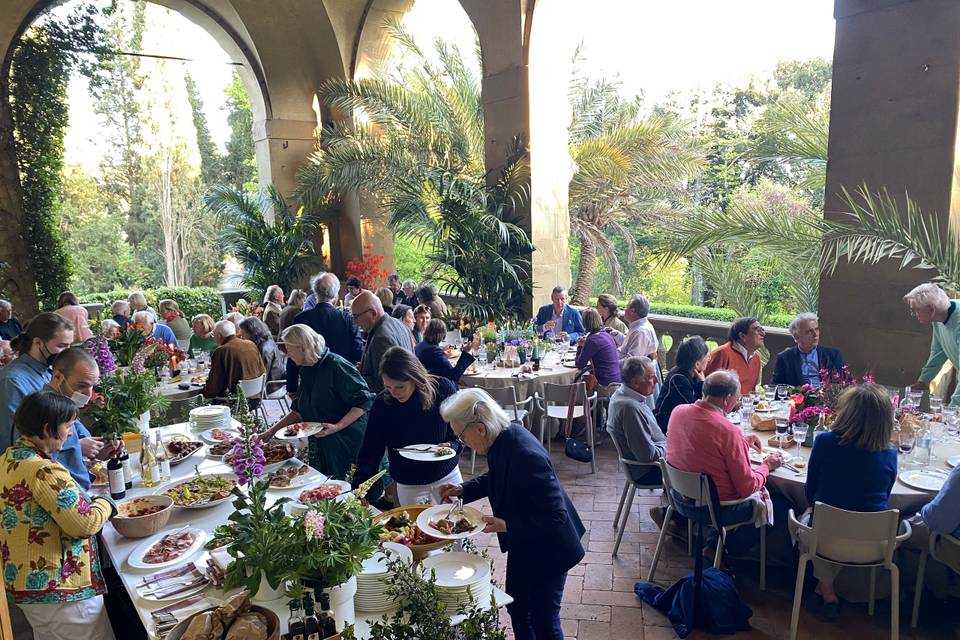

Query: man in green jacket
[906,283,960,405]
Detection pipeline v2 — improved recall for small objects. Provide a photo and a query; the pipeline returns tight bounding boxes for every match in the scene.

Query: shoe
[806,594,840,621]
[650,506,667,530]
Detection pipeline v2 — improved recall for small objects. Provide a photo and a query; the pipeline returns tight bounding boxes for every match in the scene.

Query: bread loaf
[751,413,776,431]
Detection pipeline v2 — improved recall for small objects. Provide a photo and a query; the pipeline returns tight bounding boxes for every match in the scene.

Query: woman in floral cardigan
[1,391,117,639]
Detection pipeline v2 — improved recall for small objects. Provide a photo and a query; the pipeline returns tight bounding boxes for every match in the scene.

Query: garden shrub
[587,298,792,329]
[81,287,223,319]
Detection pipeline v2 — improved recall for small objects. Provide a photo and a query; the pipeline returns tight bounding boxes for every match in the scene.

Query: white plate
[156,474,239,509]
[727,413,741,425]
[748,447,793,465]
[267,459,323,490]
[198,428,238,444]
[948,455,960,468]
[416,504,485,540]
[128,527,207,571]
[397,444,457,462]
[292,480,353,511]
[359,541,413,576]
[275,422,325,440]
[420,552,490,587]
[899,469,948,492]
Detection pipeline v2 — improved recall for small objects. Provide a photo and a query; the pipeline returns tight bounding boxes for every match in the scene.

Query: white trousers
[396,466,463,506]
[18,595,116,640]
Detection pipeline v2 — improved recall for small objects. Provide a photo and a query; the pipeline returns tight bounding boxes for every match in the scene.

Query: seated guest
[202,320,266,400]
[111,300,131,331]
[772,312,845,387]
[415,319,477,382]
[904,283,960,405]
[417,283,447,318]
[223,311,245,331]
[343,276,363,309]
[0,299,22,340]
[575,309,622,386]
[413,304,431,344]
[705,317,764,395]
[262,285,284,335]
[801,383,897,616]
[355,347,462,504]
[354,291,414,393]
[54,292,92,342]
[666,370,781,552]
[263,325,374,478]
[375,287,395,316]
[535,286,585,344]
[387,273,403,305]
[400,279,419,308]
[655,336,708,432]
[0,340,13,366]
[100,319,121,340]
[134,311,176,347]
[1,392,118,640]
[607,357,665,484]
[157,299,191,341]
[188,314,217,357]
[596,293,628,334]
[392,304,416,348]
[610,294,658,361]
[906,463,960,581]
[238,316,285,382]
[279,289,306,333]
[127,291,156,322]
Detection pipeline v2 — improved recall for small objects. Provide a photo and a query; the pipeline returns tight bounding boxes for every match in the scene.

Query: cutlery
[394,446,436,453]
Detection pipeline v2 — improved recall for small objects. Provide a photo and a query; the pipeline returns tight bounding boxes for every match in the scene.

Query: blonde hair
[582,308,603,333]
[375,287,394,309]
[191,314,215,336]
[280,324,326,366]
[128,291,148,310]
[829,384,894,452]
[158,299,183,318]
[111,300,130,316]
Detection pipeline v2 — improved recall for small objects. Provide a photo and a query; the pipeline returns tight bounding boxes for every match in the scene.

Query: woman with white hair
[127,292,156,323]
[110,300,131,331]
[905,282,960,404]
[438,388,585,640]
[100,319,122,340]
[262,324,374,478]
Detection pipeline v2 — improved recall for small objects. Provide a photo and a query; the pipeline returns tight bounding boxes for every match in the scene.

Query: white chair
[264,379,290,415]
[535,382,598,472]
[911,530,960,627]
[474,386,533,473]
[659,460,766,590]
[605,426,663,557]
[788,504,912,640]
[216,374,268,423]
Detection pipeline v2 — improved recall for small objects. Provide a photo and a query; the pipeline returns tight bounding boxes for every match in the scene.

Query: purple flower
[252,464,264,476]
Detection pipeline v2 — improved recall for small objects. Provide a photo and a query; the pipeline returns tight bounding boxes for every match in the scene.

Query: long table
[96,422,511,639]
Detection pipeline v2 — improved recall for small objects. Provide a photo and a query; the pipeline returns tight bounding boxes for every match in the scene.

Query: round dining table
[156,368,210,398]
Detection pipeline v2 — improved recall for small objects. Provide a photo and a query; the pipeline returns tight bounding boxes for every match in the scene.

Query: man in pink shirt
[666,370,782,552]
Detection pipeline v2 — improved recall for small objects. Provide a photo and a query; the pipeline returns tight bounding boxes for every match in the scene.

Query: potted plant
[82,346,170,436]
[110,325,146,368]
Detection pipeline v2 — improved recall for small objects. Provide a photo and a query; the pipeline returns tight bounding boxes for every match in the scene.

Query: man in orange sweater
[704,317,765,394]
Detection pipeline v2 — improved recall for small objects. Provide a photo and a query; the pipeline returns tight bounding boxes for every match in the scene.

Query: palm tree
[204,185,325,295]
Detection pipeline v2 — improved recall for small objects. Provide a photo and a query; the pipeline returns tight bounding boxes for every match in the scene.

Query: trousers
[18,595,116,640]
[505,554,567,640]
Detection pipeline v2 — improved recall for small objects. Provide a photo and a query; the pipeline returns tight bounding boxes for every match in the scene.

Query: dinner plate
[947,455,960,469]
[359,541,413,576]
[199,428,239,445]
[419,551,490,587]
[899,469,948,492]
[275,422,325,440]
[397,444,457,462]
[128,527,207,571]
[155,474,239,509]
[748,447,793,465]
[290,480,353,512]
[266,459,322,490]
[416,504,485,540]
[727,413,741,425]
[166,441,203,466]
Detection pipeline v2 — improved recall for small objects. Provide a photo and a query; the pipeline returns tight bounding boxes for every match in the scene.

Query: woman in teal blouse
[264,324,374,478]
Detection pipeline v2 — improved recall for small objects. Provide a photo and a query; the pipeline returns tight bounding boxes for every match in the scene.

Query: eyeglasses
[351,308,372,321]
[453,402,481,445]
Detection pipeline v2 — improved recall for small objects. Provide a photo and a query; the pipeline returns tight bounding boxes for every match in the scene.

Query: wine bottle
[140,433,159,488]
[107,434,125,500]
[302,593,320,640]
[288,599,306,640]
[119,438,133,490]
[153,432,171,482]
[317,592,337,638]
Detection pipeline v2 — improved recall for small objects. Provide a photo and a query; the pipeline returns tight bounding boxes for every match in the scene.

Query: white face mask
[58,379,90,408]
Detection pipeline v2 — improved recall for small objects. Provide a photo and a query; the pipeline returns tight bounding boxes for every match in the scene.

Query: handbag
[563,383,593,463]
[574,366,598,394]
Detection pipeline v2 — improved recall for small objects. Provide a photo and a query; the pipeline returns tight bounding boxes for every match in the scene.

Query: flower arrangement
[230,299,262,318]
[345,243,389,290]
[788,366,875,428]
[81,366,170,435]
[110,325,146,367]
[85,335,115,377]
[479,322,498,346]
[229,388,266,486]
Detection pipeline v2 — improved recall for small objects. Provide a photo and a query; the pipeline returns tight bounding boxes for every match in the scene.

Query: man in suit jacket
[203,321,266,400]
[772,312,845,387]
[352,290,413,393]
[534,286,585,344]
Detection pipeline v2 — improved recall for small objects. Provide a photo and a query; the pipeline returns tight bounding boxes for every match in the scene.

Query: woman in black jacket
[414,319,478,382]
[238,316,286,382]
[654,335,708,432]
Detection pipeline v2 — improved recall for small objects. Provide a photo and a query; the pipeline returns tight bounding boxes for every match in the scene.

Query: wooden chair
[605,426,663,557]
[911,530,960,627]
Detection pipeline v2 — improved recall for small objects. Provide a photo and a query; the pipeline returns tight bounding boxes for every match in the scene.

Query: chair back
[605,426,662,487]
[157,391,204,425]
[932,533,960,573]
[543,381,587,406]
[803,502,906,566]
[239,373,266,400]
[484,386,521,413]
[662,459,723,530]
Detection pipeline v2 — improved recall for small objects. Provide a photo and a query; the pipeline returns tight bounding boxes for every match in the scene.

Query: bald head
[350,290,382,332]
[213,320,236,345]
[703,370,740,400]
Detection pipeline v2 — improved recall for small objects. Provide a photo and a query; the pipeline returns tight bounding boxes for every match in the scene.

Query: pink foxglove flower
[304,510,325,542]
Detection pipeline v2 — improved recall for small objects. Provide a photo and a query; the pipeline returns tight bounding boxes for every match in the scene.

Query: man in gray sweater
[607,356,666,484]
[351,290,414,393]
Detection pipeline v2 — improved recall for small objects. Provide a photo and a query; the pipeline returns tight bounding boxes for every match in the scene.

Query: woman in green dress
[263,324,374,478]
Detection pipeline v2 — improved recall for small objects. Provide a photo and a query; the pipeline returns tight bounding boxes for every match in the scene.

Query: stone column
[820,0,960,385]
[252,118,317,199]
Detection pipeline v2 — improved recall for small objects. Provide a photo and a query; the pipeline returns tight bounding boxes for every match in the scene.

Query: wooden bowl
[377,504,452,561]
[111,495,173,538]
[166,604,280,640]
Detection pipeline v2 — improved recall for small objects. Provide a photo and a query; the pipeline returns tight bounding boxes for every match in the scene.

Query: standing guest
[111,300,131,331]
[387,274,403,305]
[772,312,845,387]
[262,285,285,336]
[655,336,708,432]
[353,291,414,393]
[54,292,93,342]
[704,317,765,395]
[239,317,286,382]
[439,388,585,640]
[133,310,176,347]
[417,283,447,319]
[800,384,897,617]
[263,325,373,478]
[223,311,245,331]
[535,286,585,344]
[157,299,191,341]
[575,309,621,386]
[355,347,462,504]
[280,289,307,333]
[392,304,416,348]
[0,300,22,340]
[610,294,658,361]
[202,320,266,401]
[127,291,156,322]
[0,313,74,452]
[596,294,628,334]
[287,272,364,395]
[375,287,395,316]
[188,314,217,357]
[905,283,960,404]
[343,277,363,309]
[413,304,431,344]
[1,392,118,640]
[607,357,665,484]
[100,319,121,340]
[400,279,419,308]
[415,319,478,383]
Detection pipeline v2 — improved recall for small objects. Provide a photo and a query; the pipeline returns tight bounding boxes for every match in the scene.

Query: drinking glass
[909,390,923,409]
[764,385,777,403]
[776,385,788,403]
[943,406,960,439]
[739,402,754,435]
[792,423,809,465]
[898,431,916,468]
[187,358,197,373]
[930,395,944,415]
[775,418,789,450]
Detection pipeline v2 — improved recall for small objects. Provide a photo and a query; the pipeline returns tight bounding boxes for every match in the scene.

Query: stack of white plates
[354,542,413,612]
[420,552,491,614]
[188,405,231,431]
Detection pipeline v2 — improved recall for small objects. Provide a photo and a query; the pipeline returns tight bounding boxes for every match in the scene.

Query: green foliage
[83,368,170,435]
[80,286,223,320]
[222,71,257,192]
[184,72,222,187]
[392,233,431,282]
[586,298,792,328]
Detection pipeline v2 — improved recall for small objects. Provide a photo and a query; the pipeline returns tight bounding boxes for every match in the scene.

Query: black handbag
[563,383,593,463]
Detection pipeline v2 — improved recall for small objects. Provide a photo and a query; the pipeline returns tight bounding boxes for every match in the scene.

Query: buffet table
[96,422,512,639]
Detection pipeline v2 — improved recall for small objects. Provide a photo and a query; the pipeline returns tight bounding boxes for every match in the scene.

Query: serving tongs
[446,497,464,518]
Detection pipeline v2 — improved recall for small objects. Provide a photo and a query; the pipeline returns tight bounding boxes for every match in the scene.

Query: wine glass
[764,385,777,403]
[898,431,916,468]
[792,422,809,465]
[775,418,789,451]
[776,385,788,403]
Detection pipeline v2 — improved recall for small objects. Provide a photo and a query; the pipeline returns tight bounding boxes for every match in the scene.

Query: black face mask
[38,342,56,369]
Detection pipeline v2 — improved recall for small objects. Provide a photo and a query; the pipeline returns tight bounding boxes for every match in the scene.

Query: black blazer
[414,342,476,383]
[654,368,703,432]
[771,345,845,387]
[462,425,585,573]
[286,303,364,393]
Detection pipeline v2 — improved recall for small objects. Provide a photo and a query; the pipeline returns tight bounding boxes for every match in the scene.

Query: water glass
[776,385,788,402]
[930,395,944,416]
[740,403,754,434]
[909,390,923,408]
[792,423,809,463]
[764,385,777,403]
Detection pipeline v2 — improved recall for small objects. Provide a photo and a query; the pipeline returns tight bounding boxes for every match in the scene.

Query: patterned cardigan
[0,438,116,604]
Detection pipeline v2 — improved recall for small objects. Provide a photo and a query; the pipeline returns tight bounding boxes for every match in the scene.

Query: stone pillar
[820,0,960,385]
[252,118,317,199]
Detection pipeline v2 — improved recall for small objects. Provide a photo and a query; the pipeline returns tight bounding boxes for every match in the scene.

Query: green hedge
[588,298,792,329]
[81,287,223,320]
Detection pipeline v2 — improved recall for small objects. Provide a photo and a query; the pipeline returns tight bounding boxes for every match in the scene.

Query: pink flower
[76,495,91,515]
[304,511,325,542]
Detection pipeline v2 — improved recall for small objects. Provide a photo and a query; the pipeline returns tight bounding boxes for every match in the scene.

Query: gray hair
[263,285,282,304]
[904,283,950,311]
[621,356,654,384]
[280,324,326,366]
[132,310,154,326]
[101,319,120,334]
[111,300,130,316]
[440,387,511,440]
[312,272,340,304]
[128,291,147,309]
[551,286,567,296]
[626,294,650,318]
[401,279,417,291]
[213,320,236,340]
[0,299,10,311]
[224,311,245,326]
[789,312,818,337]
[703,370,740,398]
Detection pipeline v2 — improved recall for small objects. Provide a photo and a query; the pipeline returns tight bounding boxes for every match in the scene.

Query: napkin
[513,372,535,380]
[747,489,775,527]
[151,593,220,637]
[140,563,207,600]
[208,546,231,573]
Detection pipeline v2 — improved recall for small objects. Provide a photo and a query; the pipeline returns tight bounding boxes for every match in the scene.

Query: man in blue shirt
[0,300,22,340]
[534,286,585,344]
[135,310,177,346]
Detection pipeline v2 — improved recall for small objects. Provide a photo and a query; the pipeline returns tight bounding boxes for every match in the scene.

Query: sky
[62,0,836,174]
